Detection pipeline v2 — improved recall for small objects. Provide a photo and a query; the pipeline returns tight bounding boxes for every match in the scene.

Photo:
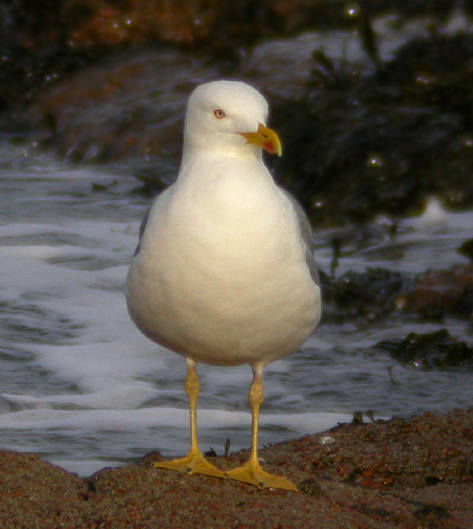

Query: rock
[321,267,407,323]
[272,33,473,224]
[458,239,473,261]
[378,329,473,369]
[24,48,216,163]
[397,264,473,322]
[320,263,473,326]
[377,329,473,370]
[0,0,386,117]
[1,408,472,528]
[4,5,473,230]
[0,451,88,528]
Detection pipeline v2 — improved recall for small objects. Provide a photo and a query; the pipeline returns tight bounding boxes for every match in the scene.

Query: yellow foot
[225,463,297,491]
[154,451,225,479]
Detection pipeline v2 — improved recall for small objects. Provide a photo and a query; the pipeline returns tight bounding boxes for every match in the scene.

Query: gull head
[183,80,282,159]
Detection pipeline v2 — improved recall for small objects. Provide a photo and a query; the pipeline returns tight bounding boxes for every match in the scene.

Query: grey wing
[280,188,320,286]
[132,186,173,257]
[132,206,151,257]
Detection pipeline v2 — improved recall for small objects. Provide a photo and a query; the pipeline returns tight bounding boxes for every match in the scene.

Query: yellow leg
[154,358,225,478]
[225,364,297,491]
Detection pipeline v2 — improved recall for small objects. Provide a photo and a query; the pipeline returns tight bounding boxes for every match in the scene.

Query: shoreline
[1,407,472,528]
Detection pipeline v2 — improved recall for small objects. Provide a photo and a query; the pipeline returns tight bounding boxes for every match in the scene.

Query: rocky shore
[1,408,472,528]
[1,3,473,528]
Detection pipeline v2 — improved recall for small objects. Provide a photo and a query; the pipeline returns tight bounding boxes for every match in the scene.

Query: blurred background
[1,0,473,475]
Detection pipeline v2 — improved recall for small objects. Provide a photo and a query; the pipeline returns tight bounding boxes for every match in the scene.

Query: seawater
[1,142,472,476]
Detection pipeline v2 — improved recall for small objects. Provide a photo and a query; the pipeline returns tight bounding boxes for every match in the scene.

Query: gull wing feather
[280,188,320,286]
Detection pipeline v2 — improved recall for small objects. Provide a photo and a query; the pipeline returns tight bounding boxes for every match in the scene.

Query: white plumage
[126,80,321,490]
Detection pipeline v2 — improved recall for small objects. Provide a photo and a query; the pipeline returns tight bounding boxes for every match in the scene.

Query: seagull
[126,80,321,491]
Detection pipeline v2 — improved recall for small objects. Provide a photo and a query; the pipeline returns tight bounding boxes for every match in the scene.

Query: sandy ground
[1,408,472,529]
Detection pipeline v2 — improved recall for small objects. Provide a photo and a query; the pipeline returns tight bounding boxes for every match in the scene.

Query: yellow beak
[241,123,282,156]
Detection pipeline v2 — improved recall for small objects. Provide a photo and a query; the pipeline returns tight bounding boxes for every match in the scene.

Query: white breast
[126,155,321,367]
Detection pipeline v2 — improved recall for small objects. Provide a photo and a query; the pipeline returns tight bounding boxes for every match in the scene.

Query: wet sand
[1,408,472,528]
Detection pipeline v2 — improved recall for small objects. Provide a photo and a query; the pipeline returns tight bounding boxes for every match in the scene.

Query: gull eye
[213,109,226,119]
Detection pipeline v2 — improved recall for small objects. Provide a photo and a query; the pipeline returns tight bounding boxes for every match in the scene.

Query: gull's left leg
[225,363,297,491]
[154,358,225,478]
